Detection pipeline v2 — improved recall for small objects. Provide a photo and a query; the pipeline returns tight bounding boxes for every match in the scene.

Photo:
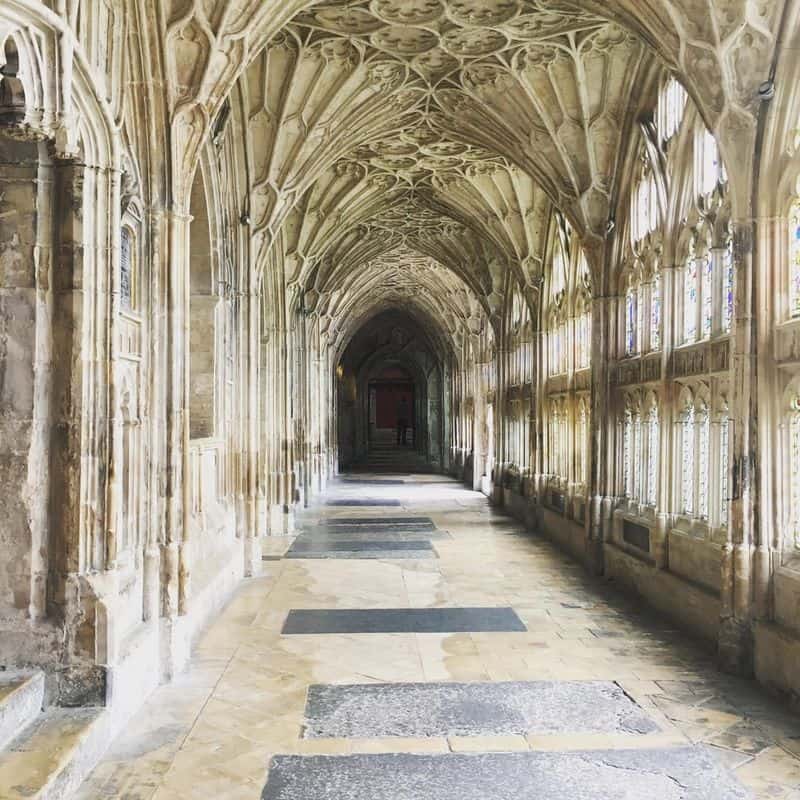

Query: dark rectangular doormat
[325,499,402,506]
[281,607,526,635]
[261,749,751,800]
[297,529,452,541]
[285,539,438,560]
[323,517,433,525]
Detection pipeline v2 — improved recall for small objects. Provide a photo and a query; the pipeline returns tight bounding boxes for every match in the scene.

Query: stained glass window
[698,407,710,519]
[623,409,632,497]
[720,414,730,526]
[681,404,695,515]
[790,200,800,318]
[651,273,662,351]
[723,241,734,333]
[633,413,642,501]
[702,256,712,339]
[577,401,589,488]
[121,227,133,310]
[625,287,637,355]
[576,310,591,370]
[684,258,698,343]
[646,404,659,506]
[790,410,800,548]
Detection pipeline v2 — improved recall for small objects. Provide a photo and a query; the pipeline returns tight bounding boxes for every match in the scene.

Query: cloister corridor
[7,1,800,797]
[71,472,800,800]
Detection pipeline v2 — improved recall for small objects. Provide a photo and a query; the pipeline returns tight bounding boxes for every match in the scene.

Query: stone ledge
[754,621,800,709]
[603,542,721,646]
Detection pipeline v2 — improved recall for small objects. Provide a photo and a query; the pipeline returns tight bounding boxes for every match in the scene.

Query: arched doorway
[369,365,415,448]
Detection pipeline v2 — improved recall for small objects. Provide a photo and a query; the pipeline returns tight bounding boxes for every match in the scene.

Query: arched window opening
[701,252,713,339]
[0,36,27,124]
[546,231,569,377]
[719,406,730,527]
[785,395,800,550]
[646,401,660,507]
[650,271,662,351]
[723,235,735,333]
[682,238,713,345]
[790,198,800,319]
[575,253,592,370]
[120,225,137,312]
[697,404,710,520]
[621,396,644,502]
[695,127,726,198]
[680,400,696,515]
[631,155,660,245]
[625,277,639,356]
[656,77,687,146]
[576,398,589,491]
[189,165,217,440]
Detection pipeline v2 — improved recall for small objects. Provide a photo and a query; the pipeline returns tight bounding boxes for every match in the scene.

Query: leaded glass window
[790,410,800,548]
[646,404,659,506]
[684,257,698,343]
[625,286,638,355]
[650,273,662,351]
[623,409,633,497]
[696,128,724,197]
[697,406,710,519]
[633,412,642,501]
[681,404,695,515]
[723,240,734,333]
[790,200,800,318]
[720,414,730,526]
[702,256,712,339]
[657,77,687,145]
[121,227,134,310]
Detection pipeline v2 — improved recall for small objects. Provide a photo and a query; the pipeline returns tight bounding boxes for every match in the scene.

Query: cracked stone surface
[302,681,660,739]
[261,748,752,800]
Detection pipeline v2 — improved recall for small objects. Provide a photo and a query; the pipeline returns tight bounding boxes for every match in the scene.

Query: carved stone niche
[710,339,730,373]
[670,342,708,379]
[775,319,800,365]
[642,354,661,383]
[574,369,591,391]
[546,374,568,393]
[612,359,642,387]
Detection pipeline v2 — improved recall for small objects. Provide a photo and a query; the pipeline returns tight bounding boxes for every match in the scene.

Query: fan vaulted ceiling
[217,0,760,344]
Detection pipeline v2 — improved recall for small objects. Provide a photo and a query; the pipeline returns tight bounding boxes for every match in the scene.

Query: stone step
[0,706,108,800]
[0,671,45,751]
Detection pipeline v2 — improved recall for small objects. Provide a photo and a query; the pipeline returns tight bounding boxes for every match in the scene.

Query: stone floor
[76,476,800,799]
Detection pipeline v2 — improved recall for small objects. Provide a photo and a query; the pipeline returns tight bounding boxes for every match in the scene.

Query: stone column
[152,203,194,681]
[586,293,614,575]
[719,218,758,675]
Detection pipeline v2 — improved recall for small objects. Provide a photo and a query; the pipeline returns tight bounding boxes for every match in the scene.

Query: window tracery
[718,402,730,527]
[723,234,735,333]
[546,226,569,377]
[790,198,800,319]
[574,255,592,371]
[680,397,696,515]
[656,77,688,146]
[650,271,662,351]
[790,404,800,548]
[677,388,712,521]
[646,398,660,507]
